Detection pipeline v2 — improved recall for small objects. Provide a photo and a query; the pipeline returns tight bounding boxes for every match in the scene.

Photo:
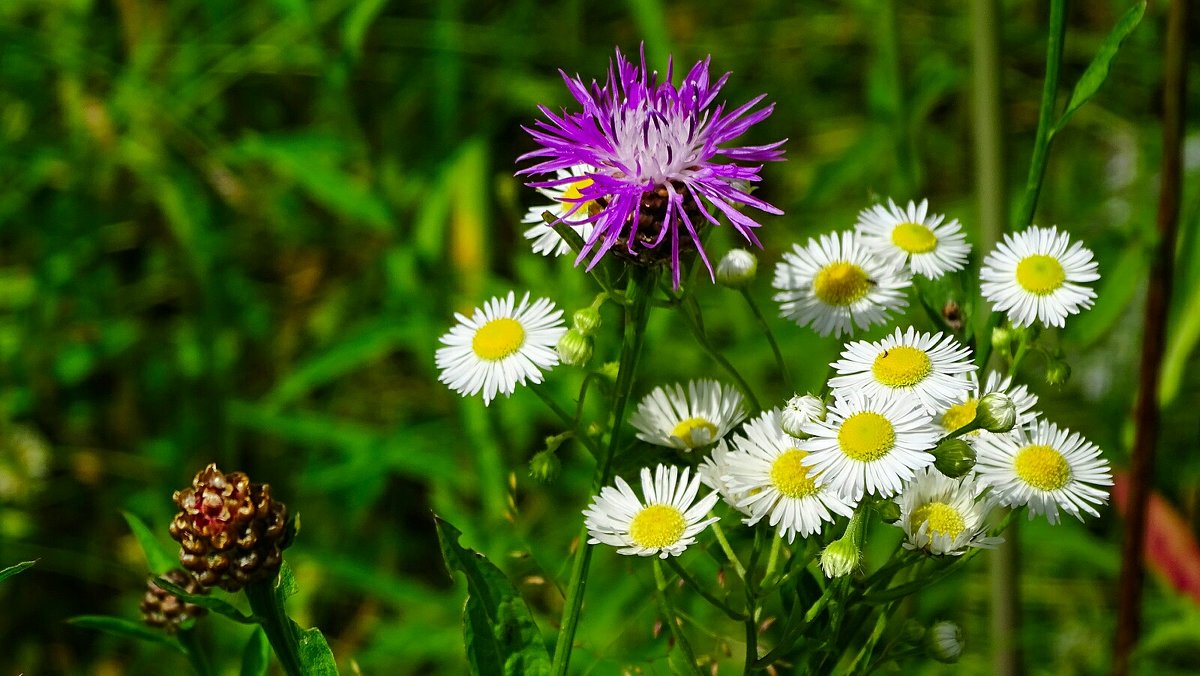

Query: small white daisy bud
[716,249,758,288]
[1045,360,1071,386]
[529,450,561,484]
[556,329,593,367]
[976,392,1016,433]
[926,621,963,663]
[819,538,860,579]
[932,439,976,478]
[572,307,602,336]
[781,394,825,438]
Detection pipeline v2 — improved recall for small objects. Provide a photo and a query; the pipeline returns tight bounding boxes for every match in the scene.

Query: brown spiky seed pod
[140,569,207,632]
[168,463,289,592]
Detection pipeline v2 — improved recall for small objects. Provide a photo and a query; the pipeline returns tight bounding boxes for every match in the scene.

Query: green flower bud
[819,537,860,579]
[781,394,825,438]
[926,621,963,664]
[976,392,1016,433]
[932,438,976,478]
[990,325,1013,352]
[598,361,620,381]
[1045,360,1071,386]
[715,249,758,288]
[572,307,602,336]
[528,450,561,484]
[556,329,593,367]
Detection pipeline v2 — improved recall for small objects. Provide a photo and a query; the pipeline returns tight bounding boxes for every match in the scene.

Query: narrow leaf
[0,560,36,584]
[240,628,270,676]
[434,516,551,676]
[275,561,299,603]
[69,615,183,651]
[1054,2,1146,133]
[294,622,340,675]
[152,579,260,624]
[122,512,177,575]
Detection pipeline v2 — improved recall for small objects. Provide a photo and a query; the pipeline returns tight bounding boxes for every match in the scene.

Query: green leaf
[275,561,299,603]
[1053,2,1146,134]
[151,579,260,624]
[69,615,183,651]
[294,623,340,675]
[434,516,551,676]
[122,512,177,576]
[342,0,389,58]
[0,560,36,583]
[240,628,270,676]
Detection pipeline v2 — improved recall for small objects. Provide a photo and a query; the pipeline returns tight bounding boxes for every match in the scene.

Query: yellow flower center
[891,222,938,254]
[1015,254,1066,295]
[1014,444,1071,491]
[837,412,896,462]
[671,417,719,448]
[910,501,966,539]
[940,399,978,433]
[559,178,597,217]
[770,449,821,498]
[813,262,872,307]
[471,318,525,361]
[628,504,687,549]
[871,346,933,388]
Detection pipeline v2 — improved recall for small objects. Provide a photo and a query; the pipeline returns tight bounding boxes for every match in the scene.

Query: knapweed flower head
[140,569,207,633]
[583,464,720,558]
[518,46,785,287]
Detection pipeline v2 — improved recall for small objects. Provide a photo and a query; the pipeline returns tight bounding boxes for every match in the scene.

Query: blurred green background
[2,0,1199,673]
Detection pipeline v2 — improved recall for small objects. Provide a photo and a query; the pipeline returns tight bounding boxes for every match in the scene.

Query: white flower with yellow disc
[583,465,720,558]
[630,380,747,451]
[799,390,941,501]
[521,164,599,256]
[772,231,911,338]
[974,420,1112,524]
[828,327,976,413]
[895,467,1001,555]
[936,371,1039,442]
[435,291,566,405]
[721,408,857,542]
[980,225,1099,328]
[855,198,971,278]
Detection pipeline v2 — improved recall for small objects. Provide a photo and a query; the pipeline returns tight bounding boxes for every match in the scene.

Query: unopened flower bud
[819,538,860,579]
[528,450,561,484]
[926,621,963,663]
[572,307,602,336]
[991,326,1012,352]
[556,329,593,367]
[976,392,1016,433]
[1045,360,1071,386]
[933,439,976,478]
[140,570,207,633]
[781,394,825,438]
[716,249,758,288]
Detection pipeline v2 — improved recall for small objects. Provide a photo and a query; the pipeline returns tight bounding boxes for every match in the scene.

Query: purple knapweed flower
[517,46,786,287]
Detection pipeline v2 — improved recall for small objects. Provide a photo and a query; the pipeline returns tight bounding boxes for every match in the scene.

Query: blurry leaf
[1161,284,1200,405]
[0,560,36,583]
[276,562,299,602]
[122,512,176,576]
[262,320,414,410]
[1070,242,1147,347]
[434,516,551,676]
[69,615,183,650]
[447,139,490,298]
[294,623,340,675]
[342,0,389,57]
[1053,2,1146,134]
[152,579,260,624]
[624,0,671,67]
[240,627,269,676]
[801,128,888,208]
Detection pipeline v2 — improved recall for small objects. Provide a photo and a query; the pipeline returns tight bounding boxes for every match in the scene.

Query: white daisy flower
[895,467,1001,555]
[781,393,826,438]
[772,231,911,338]
[520,165,598,256]
[828,327,976,413]
[799,390,940,501]
[583,465,720,558]
[855,198,971,278]
[630,380,747,451]
[979,225,1099,328]
[974,420,1113,524]
[937,371,1039,442]
[698,440,750,516]
[722,408,857,542]
[435,291,567,405]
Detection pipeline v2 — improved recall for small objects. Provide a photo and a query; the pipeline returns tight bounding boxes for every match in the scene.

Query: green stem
[677,295,762,412]
[244,579,304,676]
[177,628,212,676]
[665,557,748,621]
[653,559,704,675]
[552,267,658,676]
[742,528,766,673]
[739,288,793,393]
[762,534,783,585]
[531,385,600,459]
[710,520,747,581]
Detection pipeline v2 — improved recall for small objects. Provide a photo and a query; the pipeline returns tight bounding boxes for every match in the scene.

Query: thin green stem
[653,559,704,675]
[665,557,748,621]
[177,628,212,676]
[762,534,783,586]
[742,528,766,673]
[739,288,792,392]
[531,385,600,459]
[710,520,747,581]
[677,295,762,411]
[244,579,303,676]
[552,267,659,676]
